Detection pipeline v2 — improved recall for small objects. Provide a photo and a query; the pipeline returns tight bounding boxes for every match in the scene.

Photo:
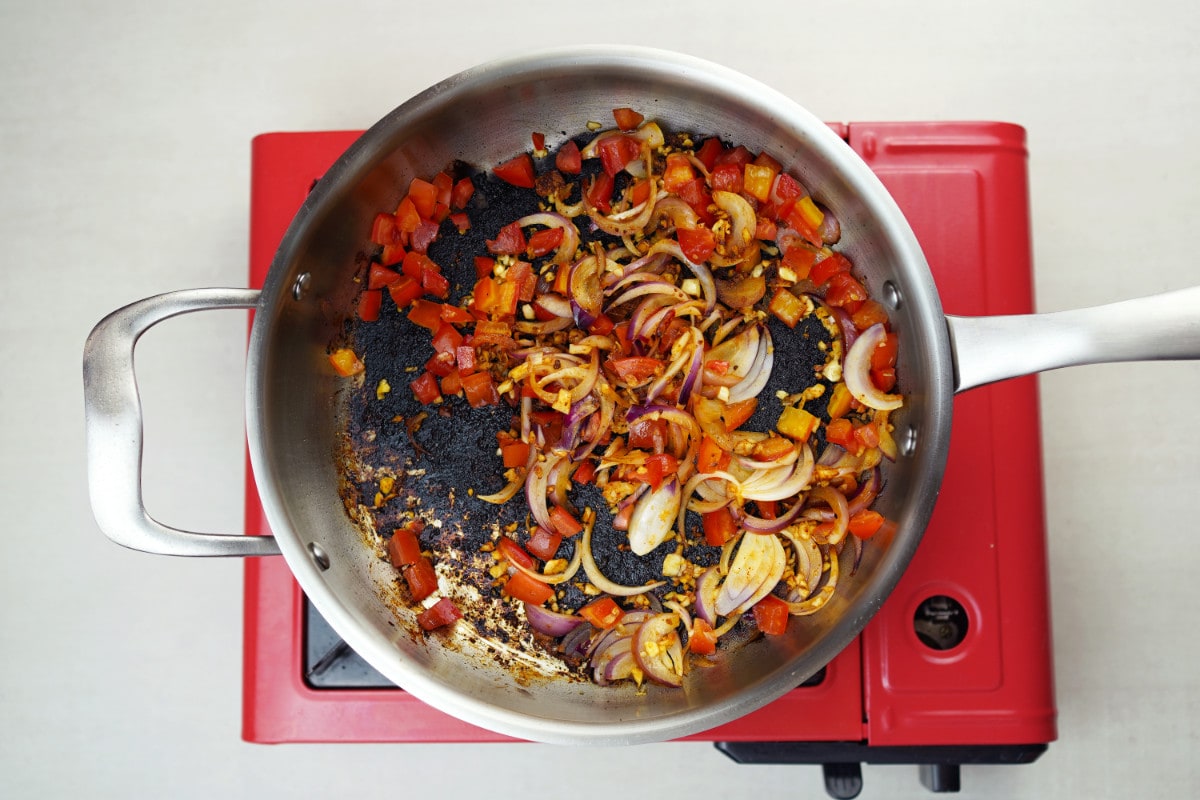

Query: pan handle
[946,286,1200,393]
[82,288,281,557]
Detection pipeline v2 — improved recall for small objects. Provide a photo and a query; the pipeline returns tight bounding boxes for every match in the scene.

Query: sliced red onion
[606,280,688,311]
[649,239,716,312]
[677,343,705,406]
[524,452,562,532]
[591,634,634,686]
[560,620,598,659]
[806,486,850,545]
[740,444,813,502]
[709,190,757,267]
[844,323,902,411]
[598,647,637,686]
[847,467,881,517]
[648,195,699,231]
[727,325,773,403]
[568,255,603,329]
[786,545,839,616]
[632,613,684,687]
[779,529,824,598]
[703,324,760,387]
[831,306,859,353]
[581,515,666,596]
[732,499,806,535]
[557,395,600,454]
[693,566,722,625]
[714,533,787,617]
[817,204,841,244]
[627,476,682,556]
[524,602,586,638]
[534,292,572,319]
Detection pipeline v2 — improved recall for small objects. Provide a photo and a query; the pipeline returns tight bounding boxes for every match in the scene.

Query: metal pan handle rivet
[307,542,331,571]
[292,272,312,301]
[881,280,903,310]
[900,425,918,457]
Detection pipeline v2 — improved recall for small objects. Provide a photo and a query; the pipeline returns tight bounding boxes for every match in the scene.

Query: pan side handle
[83,288,281,557]
[947,286,1200,393]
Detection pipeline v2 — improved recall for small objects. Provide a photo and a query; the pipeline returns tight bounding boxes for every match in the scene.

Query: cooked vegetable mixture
[335,108,901,689]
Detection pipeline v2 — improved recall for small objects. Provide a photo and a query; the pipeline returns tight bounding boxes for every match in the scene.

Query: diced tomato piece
[781,246,817,280]
[677,226,716,263]
[357,289,382,322]
[473,256,495,281]
[872,332,899,369]
[768,288,806,328]
[497,536,536,570]
[774,173,805,204]
[755,216,778,241]
[381,242,407,266]
[851,300,889,332]
[402,557,439,602]
[612,107,644,131]
[409,371,441,405]
[555,139,582,174]
[662,153,697,192]
[417,597,462,631]
[872,366,898,393]
[422,265,451,299]
[451,176,475,210]
[430,321,463,355]
[597,134,641,176]
[715,145,753,169]
[525,226,564,258]
[585,172,615,213]
[675,178,715,223]
[579,597,624,629]
[572,459,597,485]
[425,351,455,378]
[454,344,477,375]
[702,506,737,546]
[777,405,819,443]
[368,263,402,290]
[410,219,440,254]
[461,371,500,408]
[756,500,779,520]
[753,594,789,635]
[370,212,400,246]
[525,526,562,561]
[407,298,444,331]
[504,571,555,605]
[548,505,584,537]
[388,526,424,568]
[825,272,867,310]
[388,276,422,308]
[722,397,758,431]
[848,509,886,540]
[627,417,667,451]
[643,453,680,491]
[401,250,432,280]
[588,312,615,336]
[493,153,536,188]
[607,356,664,384]
[486,221,526,256]
[407,178,438,220]
[627,179,652,209]
[531,131,546,152]
[854,421,881,450]
[500,439,530,469]
[810,252,853,285]
[440,304,474,325]
[394,196,421,237]
[784,199,822,247]
[825,418,857,450]
[710,162,743,194]
[440,369,462,395]
[689,618,718,655]
[328,348,364,377]
[694,137,724,171]
[697,435,730,474]
[432,171,453,205]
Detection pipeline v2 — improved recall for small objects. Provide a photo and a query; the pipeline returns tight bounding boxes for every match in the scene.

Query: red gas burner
[241,123,1056,797]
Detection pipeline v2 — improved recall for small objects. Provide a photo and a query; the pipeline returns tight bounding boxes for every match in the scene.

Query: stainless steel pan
[82,46,1200,744]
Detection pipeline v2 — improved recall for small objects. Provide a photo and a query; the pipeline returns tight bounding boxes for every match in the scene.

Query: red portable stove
[241,123,1056,797]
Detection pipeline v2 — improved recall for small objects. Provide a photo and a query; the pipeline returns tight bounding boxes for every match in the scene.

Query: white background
[3,1,1199,797]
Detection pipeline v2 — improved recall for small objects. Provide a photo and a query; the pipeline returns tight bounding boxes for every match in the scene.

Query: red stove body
[241,123,1056,791]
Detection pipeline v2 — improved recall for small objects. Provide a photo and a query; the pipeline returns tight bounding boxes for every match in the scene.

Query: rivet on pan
[901,425,918,457]
[307,542,331,571]
[882,280,903,309]
[292,272,312,301]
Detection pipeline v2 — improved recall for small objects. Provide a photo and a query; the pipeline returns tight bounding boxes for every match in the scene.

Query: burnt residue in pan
[336,143,837,672]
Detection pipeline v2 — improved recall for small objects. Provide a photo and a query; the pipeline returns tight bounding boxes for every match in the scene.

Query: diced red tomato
[756,500,779,520]
[872,366,898,393]
[439,304,473,325]
[454,344,477,375]
[588,312,615,336]
[677,226,716,263]
[702,506,737,546]
[755,216,778,241]
[403,557,439,602]
[440,369,462,395]
[689,618,718,655]
[451,176,475,209]
[388,276,422,309]
[722,397,758,431]
[555,140,582,174]
[474,255,495,280]
[715,145,753,169]
[531,131,546,152]
[425,351,455,378]
[572,459,597,485]
[675,178,715,224]
[810,252,853,285]
[410,219,440,254]
[394,196,421,237]
[421,265,450,299]
[407,298,444,331]
[525,526,562,561]
[357,289,382,322]
[407,177,438,220]
[710,162,743,194]
[409,371,441,405]
[854,421,881,450]
[388,525,424,568]
[597,134,641,176]
[627,417,667,451]
[607,356,663,384]
[504,571,554,605]
[848,509,886,540]
[548,505,584,537]
[824,418,857,451]
[694,137,724,171]
[497,536,536,570]
[500,439,530,469]
[643,453,679,491]
[486,221,526,255]
[753,595,789,635]
[417,597,462,631]
[612,107,644,131]
[371,212,400,246]
[585,172,615,213]
[743,163,777,203]
[697,435,730,474]
[872,332,899,370]
[328,348,364,377]
[781,246,817,280]
[368,263,401,290]
[580,597,624,629]
[461,371,500,408]
[526,226,564,258]
[825,272,867,310]
[662,153,697,192]
[380,242,406,266]
[493,153,536,188]
[768,288,806,328]
[430,321,463,355]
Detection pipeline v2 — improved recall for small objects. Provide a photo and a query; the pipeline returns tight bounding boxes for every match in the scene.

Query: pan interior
[246,46,952,743]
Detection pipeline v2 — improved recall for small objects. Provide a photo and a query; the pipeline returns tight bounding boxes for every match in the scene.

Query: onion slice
[714,533,787,617]
[581,513,666,597]
[843,323,903,411]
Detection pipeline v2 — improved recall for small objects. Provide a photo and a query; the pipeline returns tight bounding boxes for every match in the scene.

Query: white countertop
[3,1,1198,797]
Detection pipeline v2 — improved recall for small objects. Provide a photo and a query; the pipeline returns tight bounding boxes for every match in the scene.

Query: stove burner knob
[822,762,863,799]
[913,594,969,650]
